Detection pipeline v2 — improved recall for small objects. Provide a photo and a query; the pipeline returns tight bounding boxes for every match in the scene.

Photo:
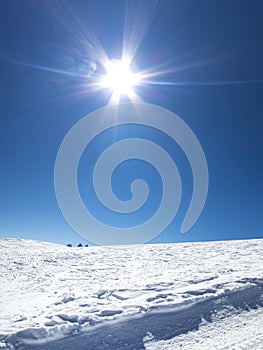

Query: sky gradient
[1,0,263,246]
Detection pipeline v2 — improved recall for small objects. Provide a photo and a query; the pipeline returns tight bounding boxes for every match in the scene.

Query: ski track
[0,238,263,349]
[145,302,263,350]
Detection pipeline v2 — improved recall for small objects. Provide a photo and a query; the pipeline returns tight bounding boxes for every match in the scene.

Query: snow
[0,238,263,349]
[145,307,263,349]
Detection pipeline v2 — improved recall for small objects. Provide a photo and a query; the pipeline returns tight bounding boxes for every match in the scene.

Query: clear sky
[1,0,262,246]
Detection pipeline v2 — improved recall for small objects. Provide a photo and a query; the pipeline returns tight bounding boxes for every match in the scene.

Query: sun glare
[100,58,141,102]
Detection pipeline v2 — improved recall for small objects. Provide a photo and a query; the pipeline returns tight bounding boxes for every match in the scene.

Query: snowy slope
[0,238,263,349]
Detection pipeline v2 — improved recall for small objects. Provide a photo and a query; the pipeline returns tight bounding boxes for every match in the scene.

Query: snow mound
[0,238,263,349]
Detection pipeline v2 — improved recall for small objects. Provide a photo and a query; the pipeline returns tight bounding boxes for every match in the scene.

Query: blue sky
[0,0,262,246]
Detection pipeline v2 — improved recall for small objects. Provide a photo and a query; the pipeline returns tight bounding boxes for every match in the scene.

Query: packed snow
[0,238,263,349]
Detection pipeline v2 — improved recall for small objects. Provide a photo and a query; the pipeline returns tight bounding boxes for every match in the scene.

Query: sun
[100,58,141,103]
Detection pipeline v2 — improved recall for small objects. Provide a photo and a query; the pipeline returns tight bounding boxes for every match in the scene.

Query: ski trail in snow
[145,305,263,350]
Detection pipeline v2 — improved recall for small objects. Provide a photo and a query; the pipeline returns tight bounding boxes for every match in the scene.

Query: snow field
[0,238,263,349]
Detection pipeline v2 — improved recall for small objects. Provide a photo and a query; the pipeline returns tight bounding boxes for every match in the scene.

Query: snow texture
[0,238,263,349]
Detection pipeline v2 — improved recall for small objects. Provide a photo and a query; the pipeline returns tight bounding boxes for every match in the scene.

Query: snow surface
[0,238,263,349]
